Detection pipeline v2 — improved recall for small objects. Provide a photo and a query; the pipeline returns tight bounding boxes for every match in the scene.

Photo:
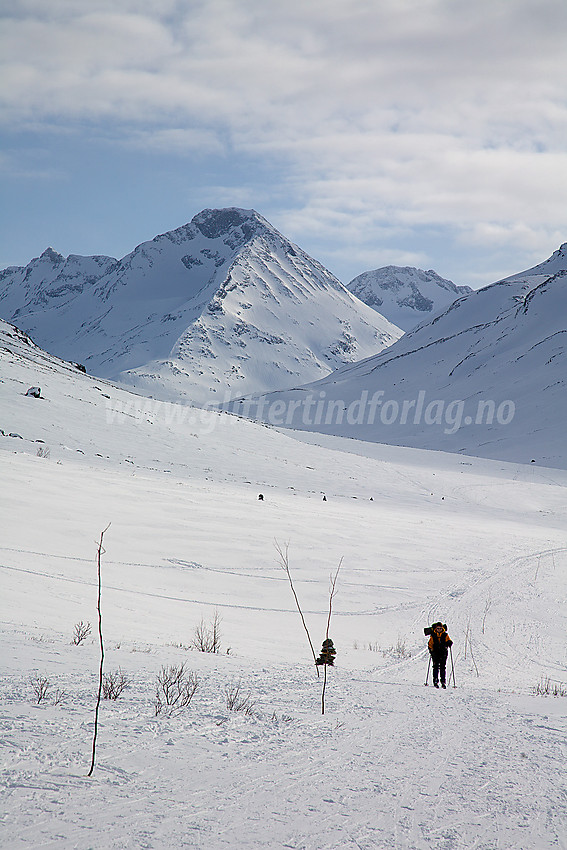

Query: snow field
[1,329,566,848]
[1,445,566,849]
[1,630,566,849]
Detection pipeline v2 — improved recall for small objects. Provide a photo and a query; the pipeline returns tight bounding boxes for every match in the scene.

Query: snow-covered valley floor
[1,329,566,848]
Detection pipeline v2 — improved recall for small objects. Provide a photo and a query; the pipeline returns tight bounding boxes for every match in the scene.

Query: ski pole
[449,645,456,688]
[424,654,431,686]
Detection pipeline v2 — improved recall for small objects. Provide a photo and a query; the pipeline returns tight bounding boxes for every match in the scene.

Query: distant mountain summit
[230,243,567,468]
[0,208,401,403]
[347,266,472,331]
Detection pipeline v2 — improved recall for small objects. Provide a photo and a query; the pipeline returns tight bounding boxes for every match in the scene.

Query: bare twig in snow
[88,523,110,777]
[72,620,91,645]
[321,559,342,715]
[275,540,319,676]
[30,675,50,704]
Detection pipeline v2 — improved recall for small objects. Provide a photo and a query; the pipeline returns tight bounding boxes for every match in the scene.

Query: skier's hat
[424,621,447,635]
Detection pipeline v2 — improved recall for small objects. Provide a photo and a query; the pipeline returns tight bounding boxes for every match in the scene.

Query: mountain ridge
[226,243,567,468]
[0,208,402,404]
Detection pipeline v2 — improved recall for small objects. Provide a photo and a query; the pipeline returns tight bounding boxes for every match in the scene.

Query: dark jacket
[428,625,453,658]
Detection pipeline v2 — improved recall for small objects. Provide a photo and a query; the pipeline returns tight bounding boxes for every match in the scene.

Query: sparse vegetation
[30,674,51,704]
[102,669,129,700]
[382,636,411,660]
[51,688,66,706]
[533,677,567,697]
[72,621,91,645]
[154,664,199,716]
[270,712,293,723]
[353,637,411,657]
[224,681,256,716]
[192,610,222,653]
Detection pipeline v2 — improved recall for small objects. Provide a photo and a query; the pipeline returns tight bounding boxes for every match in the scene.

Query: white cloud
[1,0,566,279]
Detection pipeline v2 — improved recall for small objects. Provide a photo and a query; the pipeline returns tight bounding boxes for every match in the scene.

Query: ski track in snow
[1,659,566,849]
[1,520,566,849]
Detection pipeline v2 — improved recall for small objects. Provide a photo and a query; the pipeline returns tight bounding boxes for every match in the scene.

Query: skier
[427,622,453,688]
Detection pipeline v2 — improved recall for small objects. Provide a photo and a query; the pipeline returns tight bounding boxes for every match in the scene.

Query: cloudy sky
[1,0,566,287]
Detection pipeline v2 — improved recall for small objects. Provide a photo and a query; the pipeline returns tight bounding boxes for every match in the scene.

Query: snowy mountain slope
[1,316,567,849]
[1,314,567,849]
[347,265,472,331]
[0,209,401,404]
[505,240,567,279]
[228,244,567,468]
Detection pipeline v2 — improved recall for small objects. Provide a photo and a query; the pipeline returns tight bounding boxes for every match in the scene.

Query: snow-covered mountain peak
[191,206,264,240]
[0,209,402,404]
[39,247,65,265]
[347,265,472,331]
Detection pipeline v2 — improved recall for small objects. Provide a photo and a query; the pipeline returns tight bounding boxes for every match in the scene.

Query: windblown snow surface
[1,319,566,849]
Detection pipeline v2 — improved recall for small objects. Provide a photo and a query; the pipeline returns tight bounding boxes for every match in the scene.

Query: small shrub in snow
[225,681,256,716]
[103,669,129,700]
[30,674,51,704]
[72,620,91,645]
[382,636,411,660]
[192,610,221,653]
[533,677,567,697]
[51,688,66,706]
[271,712,293,723]
[154,664,199,716]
